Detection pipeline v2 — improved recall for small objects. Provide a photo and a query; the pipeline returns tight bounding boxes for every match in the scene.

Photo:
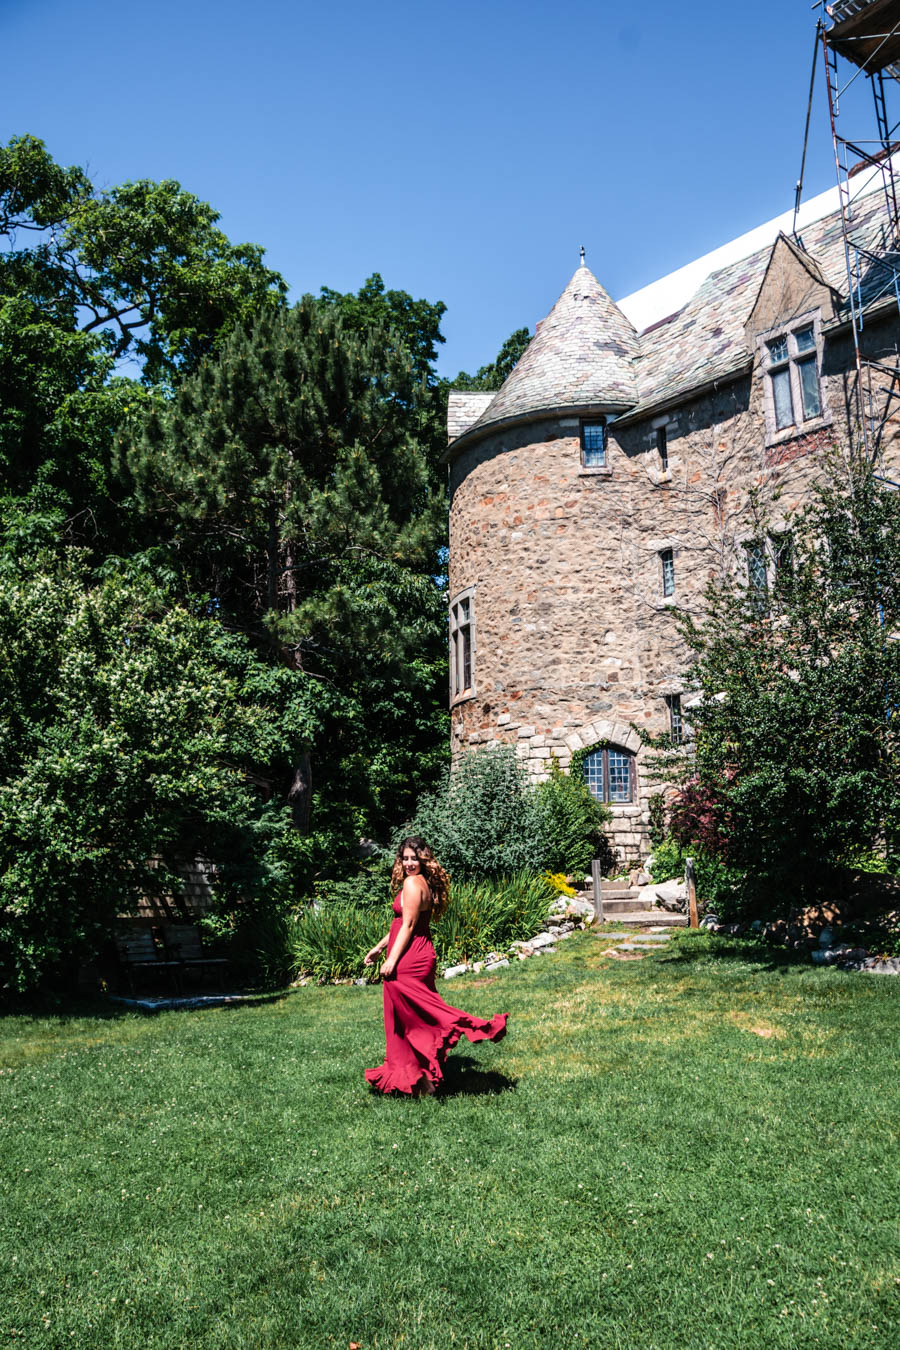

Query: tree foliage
[0,134,286,384]
[0,558,319,994]
[0,135,286,545]
[123,293,450,845]
[659,462,900,914]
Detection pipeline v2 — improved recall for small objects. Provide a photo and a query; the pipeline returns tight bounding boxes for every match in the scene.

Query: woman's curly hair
[391,837,450,918]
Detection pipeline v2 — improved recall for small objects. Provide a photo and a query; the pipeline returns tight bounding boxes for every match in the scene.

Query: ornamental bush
[535,758,611,875]
[406,745,547,879]
[651,461,900,917]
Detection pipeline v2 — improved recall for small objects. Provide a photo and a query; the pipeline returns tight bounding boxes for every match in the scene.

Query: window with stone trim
[745,539,769,611]
[583,746,635,803]
[581,420,607,467]
[762,316,824,435]
[449,588,475,700]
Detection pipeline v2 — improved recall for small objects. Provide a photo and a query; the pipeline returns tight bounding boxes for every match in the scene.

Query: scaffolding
[822,0,900,459]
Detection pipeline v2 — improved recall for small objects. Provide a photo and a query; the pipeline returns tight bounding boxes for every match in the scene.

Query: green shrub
[535,759,611,875]
[649,835,741,913]
[407,746,547,879]
[0,561,318,996]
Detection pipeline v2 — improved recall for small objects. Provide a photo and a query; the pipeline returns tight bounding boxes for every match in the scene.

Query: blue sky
[3,0,859,378]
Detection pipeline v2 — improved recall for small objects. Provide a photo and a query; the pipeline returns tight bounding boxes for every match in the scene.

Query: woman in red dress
[363,837,508,1096]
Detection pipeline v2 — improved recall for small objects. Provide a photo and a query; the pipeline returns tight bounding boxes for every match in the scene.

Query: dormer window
[762,318,823,434]
[581,421,607,467]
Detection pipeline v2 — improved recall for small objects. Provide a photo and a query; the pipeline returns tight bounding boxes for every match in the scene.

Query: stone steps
[604,910,688,927]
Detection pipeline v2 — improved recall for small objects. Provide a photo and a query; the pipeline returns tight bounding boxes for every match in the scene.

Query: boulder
[638,878,687,913]
[442,964,469,980]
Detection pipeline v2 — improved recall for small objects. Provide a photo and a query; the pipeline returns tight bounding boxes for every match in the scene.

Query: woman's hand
[379,958,397,979]
[363,946,383,967]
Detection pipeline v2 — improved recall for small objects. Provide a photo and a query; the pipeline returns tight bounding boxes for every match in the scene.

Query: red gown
[364,895,508,1095]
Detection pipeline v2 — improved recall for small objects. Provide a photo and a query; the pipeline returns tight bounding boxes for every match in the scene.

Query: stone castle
[445,177,900,861]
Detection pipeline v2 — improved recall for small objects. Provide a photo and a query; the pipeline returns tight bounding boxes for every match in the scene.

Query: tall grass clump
[431,871,555,965]
[287,871,555,981]
[288,905,391,983]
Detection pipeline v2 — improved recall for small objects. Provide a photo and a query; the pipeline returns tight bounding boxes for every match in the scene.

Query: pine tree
[124,298,448,836]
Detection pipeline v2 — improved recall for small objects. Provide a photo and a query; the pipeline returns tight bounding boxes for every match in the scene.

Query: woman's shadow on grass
[436,1054,517,1099]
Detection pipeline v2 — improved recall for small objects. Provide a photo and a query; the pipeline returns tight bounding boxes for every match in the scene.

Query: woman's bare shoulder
[401,874,431,906]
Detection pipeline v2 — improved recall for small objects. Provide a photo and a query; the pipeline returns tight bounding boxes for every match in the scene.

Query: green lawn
[2,931,898,1349]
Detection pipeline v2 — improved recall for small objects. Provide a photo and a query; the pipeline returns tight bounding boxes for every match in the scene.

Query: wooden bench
[114,928,182,995]
[162,924,230,988]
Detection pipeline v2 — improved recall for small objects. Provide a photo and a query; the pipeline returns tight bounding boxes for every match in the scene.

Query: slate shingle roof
[462,264,639,439]
[447,189,898,447]
[626,188,894,418]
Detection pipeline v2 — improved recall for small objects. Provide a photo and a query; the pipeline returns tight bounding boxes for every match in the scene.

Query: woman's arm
[363,932,391,966]
[379,878,426,977]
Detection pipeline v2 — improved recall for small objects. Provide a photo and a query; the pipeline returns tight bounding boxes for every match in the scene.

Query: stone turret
[445,259,649,863]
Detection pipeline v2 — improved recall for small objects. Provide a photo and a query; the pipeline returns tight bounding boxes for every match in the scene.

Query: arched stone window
[582,745,635,804]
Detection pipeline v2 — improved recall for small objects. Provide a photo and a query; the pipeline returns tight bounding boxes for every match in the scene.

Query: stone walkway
[108,993,255,1012]
[599,927,675,959]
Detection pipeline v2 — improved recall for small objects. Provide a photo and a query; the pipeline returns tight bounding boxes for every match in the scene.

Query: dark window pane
[798,357,821,418]
[656,425,668,470]
[746,541,768,609]
[767,335,789,363]
[459,596,470,622]
[583,750,604,801]
[794,325,816,353]
[661,548,675,597]
[608,751,632,802]
[772,532,793,576]
[582,422,607,467]
[666,694,683,744]
[461,625,472,691]
[772,367,794,428]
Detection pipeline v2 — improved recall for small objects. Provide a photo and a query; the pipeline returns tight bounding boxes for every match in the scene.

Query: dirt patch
[729,1011,782,1038]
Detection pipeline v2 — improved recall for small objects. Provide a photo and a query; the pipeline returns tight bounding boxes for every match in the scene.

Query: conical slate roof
[463,262,639,440]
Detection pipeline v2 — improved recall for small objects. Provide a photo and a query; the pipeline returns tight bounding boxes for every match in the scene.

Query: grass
[1,930,898,1349]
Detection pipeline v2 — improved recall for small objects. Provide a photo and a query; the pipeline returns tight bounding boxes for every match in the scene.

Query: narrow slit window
[660,548,675,598]
[449,591,475,699]
[746,540,769,610]
[665,694,683,744]
[656,425,668,471]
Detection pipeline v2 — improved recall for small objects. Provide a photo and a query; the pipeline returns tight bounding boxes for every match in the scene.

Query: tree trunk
[287,753,312,831]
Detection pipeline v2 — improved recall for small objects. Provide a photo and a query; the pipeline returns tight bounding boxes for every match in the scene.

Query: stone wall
[447,315,900,862]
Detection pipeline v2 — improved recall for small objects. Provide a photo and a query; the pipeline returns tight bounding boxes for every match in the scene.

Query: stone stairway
[599,885,688,927]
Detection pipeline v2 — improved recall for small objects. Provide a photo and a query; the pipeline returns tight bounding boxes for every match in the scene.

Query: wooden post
[591,859,603,925]
[685,857,699,929]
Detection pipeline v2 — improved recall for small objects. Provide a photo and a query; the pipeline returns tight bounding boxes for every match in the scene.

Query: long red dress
[364,895,508,1095]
